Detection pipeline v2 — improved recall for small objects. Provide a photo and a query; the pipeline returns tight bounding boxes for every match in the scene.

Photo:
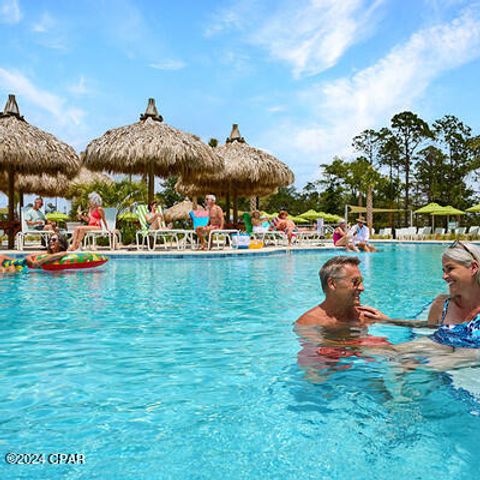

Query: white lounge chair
[416,226,431,240]
[208,229,239,249]
[455,227,466,236]
[434,227,446,236]
[84,207,121,250]
[15,206,53,250]
[467,226,479,239]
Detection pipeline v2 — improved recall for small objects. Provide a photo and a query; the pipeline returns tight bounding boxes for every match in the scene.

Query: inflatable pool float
[32,252,109,271]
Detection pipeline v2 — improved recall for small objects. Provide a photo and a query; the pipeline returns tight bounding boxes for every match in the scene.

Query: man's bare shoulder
[296,305,329,326]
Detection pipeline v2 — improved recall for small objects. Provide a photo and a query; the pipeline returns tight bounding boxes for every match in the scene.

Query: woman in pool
[362,241,480,368]
[69,192,107,251]
[333,219,357,251]
[0,234,70,273]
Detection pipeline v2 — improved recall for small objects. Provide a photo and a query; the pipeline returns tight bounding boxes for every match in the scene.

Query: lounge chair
[434,227,446,237]
[455,227,466,236]
[84,207,121,250]
[136,205,193,250]
[16,206,53,250]
[189,210,238,250]
[467,226,479,239]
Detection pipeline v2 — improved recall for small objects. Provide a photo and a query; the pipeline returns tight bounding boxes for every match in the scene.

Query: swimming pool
[1,244,479,479]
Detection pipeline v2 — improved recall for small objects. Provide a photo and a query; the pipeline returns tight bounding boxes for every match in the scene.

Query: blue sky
[1,0,480,197]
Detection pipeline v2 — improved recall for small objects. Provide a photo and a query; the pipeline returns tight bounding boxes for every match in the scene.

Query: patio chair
[434,227,446,237]
[417,226,431,240]
[135,205,193,251]
[455,227,466,236]
[16,206,53,250]
[383,228,392,239]
[467,226,480,240]
[84,207,121,250]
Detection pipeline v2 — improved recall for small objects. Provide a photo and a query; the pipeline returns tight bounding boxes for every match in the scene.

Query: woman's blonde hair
[443,242,480,286]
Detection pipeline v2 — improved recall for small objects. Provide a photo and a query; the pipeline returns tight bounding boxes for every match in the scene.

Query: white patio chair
[455,227,466,236]
[207,229,239,250]
[384,228,392,239]
[418,226,431,240]
[15,207,53,250]
[434,227,446,236]
[467,226,479,239]
[84,207,121,250]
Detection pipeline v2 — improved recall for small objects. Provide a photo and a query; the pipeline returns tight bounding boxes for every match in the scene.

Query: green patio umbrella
[431,205,465,216]
[289,215,309,224]
[466,203,480,213]
[431,205,465,232]
[414,202,442,214]
[298,209,321,221]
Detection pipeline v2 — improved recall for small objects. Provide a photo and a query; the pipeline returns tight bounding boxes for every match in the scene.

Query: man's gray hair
[206,194,216,202]
[443,242,480,286]
[319,256,361,292]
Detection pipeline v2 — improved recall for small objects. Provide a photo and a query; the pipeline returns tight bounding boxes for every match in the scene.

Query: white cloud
[67,76,89,95]
[252,0,385,78]
[0,0,21,24]
[32,12,55,32]
[258,7,480,184]
[0,67,86,135]
[204,0,258,37]
[149,60,186,71]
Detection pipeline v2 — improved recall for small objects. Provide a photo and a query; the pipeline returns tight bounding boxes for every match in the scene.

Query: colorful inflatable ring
[32,252,109,271]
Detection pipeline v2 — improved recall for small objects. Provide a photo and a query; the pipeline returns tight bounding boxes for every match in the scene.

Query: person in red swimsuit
[69,192,107,250]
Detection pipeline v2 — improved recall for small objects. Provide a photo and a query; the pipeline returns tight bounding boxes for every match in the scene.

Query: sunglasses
[49,237,59,243]
[450,240,476,260]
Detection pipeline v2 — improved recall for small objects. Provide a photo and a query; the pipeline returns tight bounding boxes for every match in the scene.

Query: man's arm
[218,206,224,229]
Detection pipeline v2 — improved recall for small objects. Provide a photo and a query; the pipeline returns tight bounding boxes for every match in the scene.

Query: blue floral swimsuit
[431,298,480,349]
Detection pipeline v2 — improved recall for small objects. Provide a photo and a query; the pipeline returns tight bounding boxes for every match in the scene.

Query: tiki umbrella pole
[7,166,15,249]
[249,196,256,212]
[233,191,238,225]
[148,159,155,203]
[225,191,230,223]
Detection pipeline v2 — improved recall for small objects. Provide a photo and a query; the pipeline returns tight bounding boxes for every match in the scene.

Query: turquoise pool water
[1,244,480,479]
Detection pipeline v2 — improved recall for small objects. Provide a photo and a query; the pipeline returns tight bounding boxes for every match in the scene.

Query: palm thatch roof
[175,178,278,198]
[163,199,193,222]
[0,167,111,198]
[0,95,80,176]
[0,94,81,248]
[175,124,293,199]
[82,98,223,201]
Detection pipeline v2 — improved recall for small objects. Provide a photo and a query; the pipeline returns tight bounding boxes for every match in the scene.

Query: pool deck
[2,239,479,258]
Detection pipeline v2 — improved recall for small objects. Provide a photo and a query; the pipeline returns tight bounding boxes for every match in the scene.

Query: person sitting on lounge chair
[146,201,164,230]
[195,195,224,250]
[251,210,269,234]
[25,197,57,233]
[349,217,376,252]
[276,210,296,246]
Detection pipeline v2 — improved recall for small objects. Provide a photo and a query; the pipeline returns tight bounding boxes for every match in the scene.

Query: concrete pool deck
[2,239,479,258]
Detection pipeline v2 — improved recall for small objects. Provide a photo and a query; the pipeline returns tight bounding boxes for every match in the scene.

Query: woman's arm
[26,252,68,268]
[427,295,447,327]
[357,305,430,328]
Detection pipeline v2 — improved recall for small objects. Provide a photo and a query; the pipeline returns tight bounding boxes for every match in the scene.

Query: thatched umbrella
[0,167,111,199]
[176,124,294,221]
[163,199,193,222]
[83,98,223,202]
[0,94,80,248]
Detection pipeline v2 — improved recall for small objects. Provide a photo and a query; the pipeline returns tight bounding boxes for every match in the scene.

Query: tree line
[260,111,480,224]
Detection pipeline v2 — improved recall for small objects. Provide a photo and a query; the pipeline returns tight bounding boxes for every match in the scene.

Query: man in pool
[296,256,379,326]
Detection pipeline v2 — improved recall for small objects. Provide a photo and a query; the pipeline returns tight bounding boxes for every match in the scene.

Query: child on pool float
[0,234,69,273]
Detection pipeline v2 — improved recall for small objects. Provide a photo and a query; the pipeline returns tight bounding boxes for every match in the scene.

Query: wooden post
[7,166,15,249]
[192,196,198,209]
[233,192,238,225]
[225,191,231,223]
[366,187,373,235]
[148,161,155,203]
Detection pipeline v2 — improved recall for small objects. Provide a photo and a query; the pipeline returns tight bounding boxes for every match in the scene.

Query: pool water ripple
[1,245,480,479]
